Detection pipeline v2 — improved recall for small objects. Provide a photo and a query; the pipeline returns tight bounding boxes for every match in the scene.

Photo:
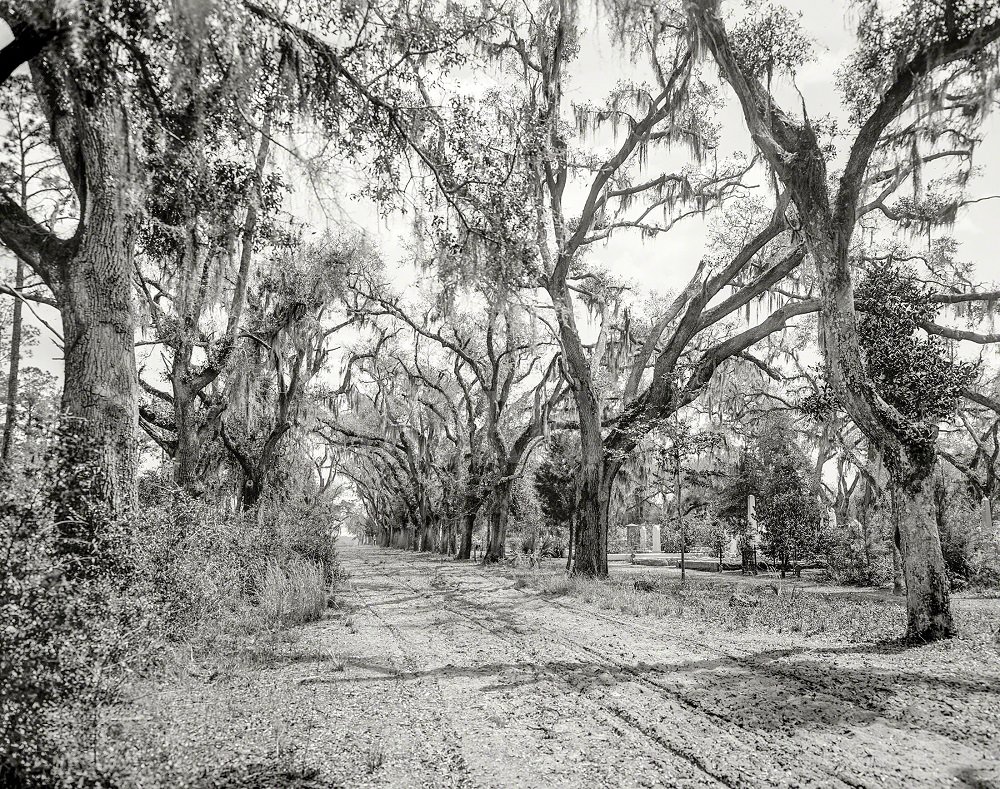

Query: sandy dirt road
[127,545,999,788]
[279,545,999,789]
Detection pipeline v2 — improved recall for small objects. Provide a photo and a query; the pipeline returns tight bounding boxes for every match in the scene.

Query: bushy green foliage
[935,480,1000,588]
[0,435,139,788]
[715,448,761,543]
[823,514,895,587]
[0,434,342,788]
[729,1,813,80]
[756,425,823,573]
[0,483,83,787]
[855,264,980,422]
[686,512,731,558]
[713,419,822,573]
[259,496,342,587]
[131,485,340,645]
[534,432,577,531]
[511,475,566,559]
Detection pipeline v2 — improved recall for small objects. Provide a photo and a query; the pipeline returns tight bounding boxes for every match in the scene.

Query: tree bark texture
[59,99,139,517]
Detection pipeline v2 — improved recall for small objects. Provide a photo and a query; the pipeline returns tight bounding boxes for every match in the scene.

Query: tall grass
[509,570,913,642]
[258,559,328,629]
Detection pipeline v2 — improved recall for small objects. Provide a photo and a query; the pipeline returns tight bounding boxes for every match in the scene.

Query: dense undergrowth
[0,434,342,788]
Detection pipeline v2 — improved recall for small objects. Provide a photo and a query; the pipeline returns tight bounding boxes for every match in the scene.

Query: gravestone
[648,523,661,553]
[638,524,649,553]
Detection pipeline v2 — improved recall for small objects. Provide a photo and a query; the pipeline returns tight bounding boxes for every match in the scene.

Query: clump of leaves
[798,385,838,421]
[729,1,814,83]
[839,0,1000,126]
[855,263,980,422]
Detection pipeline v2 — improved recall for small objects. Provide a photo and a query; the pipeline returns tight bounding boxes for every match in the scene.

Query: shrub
[0,432,136,788]
[2,436,343,786]
[0,486,79,787]
[258,497,341,585]
[130,499,270,642]
[540,532,567,558]
[966,540,1000,589]
[128,482,342,648]
[825,528,894,587]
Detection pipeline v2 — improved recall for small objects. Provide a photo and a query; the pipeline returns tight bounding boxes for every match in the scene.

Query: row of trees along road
[3,1,1000,642]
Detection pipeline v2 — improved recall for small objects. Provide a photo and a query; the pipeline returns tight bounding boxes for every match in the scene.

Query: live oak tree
[0,2,168,515]
[0,1,284,517]
[503,3,735,576]
[217,236,361,511]
[343,275,565,562]
[689,0,1000,639]
[405,1,822,577]
[135,97,283,496]
[0,0,474,518]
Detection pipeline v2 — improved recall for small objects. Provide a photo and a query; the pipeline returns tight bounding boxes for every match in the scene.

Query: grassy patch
[503,568,1000,646]
[258,558,329,630]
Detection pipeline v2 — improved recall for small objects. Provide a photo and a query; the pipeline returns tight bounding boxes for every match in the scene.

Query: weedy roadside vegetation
[0,427,344,788]
[505,567,1000,647]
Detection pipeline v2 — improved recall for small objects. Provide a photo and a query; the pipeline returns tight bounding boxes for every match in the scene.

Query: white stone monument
[649,523,662,553]
[638,524,649,553]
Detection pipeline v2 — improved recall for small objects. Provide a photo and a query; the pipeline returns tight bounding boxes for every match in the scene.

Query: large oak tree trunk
[549,278,610,578]
[59,102,139,518]
[688,0,967,643]
[891,533,905,596]
[457,493,480,560]
[891,460,954,640]
[807,221,954,641]
[571,409,610,577]
[173,383,203,496]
